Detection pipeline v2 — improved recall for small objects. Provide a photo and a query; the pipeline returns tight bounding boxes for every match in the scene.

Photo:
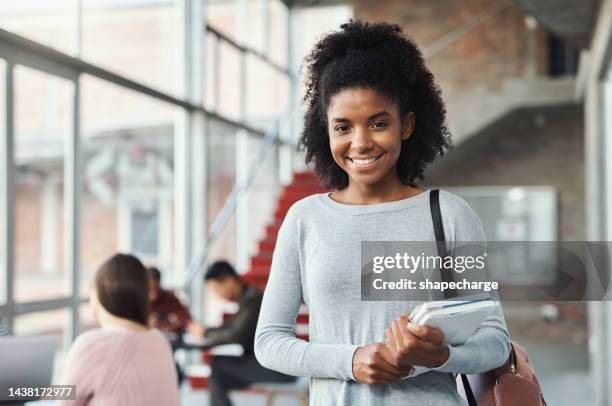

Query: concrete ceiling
[505,0,597,49]
[283,0,598,49]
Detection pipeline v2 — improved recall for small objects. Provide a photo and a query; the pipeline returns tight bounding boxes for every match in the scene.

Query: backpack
[429,189,547,406]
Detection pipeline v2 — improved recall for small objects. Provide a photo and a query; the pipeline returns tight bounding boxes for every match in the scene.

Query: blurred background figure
[148,266,193,335]
[58,253,180,406]
[200,260,296,406]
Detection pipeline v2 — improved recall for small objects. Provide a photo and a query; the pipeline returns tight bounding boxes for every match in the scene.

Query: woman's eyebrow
[330,117,350,124]
[368,111,392,120]
[330,111,392,123]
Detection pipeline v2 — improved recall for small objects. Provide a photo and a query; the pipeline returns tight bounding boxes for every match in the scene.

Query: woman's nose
[352,127,375,150]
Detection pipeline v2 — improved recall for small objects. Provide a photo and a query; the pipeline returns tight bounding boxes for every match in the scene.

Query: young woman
[255,21,511,405]
[58,254,180,406]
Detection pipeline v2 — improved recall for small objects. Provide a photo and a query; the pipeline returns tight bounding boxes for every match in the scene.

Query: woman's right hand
[352,343,414,384]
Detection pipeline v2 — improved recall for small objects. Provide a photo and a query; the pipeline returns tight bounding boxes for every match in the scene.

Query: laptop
[0,336,57,405]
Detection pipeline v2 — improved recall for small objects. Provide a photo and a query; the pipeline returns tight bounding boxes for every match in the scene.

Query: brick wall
[352,0,550,98]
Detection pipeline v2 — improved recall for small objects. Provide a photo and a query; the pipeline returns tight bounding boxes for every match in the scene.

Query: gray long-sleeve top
[255,190,511,405]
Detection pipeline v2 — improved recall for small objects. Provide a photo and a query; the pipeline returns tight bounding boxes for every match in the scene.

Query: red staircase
[241,171,328,291]
[187,171,328,390]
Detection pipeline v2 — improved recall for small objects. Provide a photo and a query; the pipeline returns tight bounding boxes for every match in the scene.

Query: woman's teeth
[351,156,380,166]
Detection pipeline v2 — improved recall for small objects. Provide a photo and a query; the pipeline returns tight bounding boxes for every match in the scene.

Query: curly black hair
[298,20,452,189]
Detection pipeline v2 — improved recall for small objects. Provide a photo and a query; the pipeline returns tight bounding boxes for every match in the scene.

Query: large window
[207,119,237,264]
[80,75,177,296]
[81,0,180,96]
[14,66,74,303]
[0,58,6,307]
[0,1,76,55]
[0,0,293,360]
[14,308,71,378]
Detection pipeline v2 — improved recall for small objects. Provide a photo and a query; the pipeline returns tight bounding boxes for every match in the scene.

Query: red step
[265,222,282,238]
[293,171,318,182]
[250,253,273,268]
[296,313,309,324]
[246,264,270,275]
[243,272,268,281]
[188,375,209,390]
[282,185,326,197]
[258,236,277,252]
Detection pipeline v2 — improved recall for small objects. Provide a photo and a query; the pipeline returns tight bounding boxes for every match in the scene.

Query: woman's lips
[347,153,384,171]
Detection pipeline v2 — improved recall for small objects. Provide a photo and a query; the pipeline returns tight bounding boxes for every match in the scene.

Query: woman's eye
[335,125,350,132]
[372,121,388,129]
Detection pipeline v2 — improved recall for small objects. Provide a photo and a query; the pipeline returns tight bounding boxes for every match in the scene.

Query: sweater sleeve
[430,191,511,374]
[56,333,98,406]
[255,204,360,381]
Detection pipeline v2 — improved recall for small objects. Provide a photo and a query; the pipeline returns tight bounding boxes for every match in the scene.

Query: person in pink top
[58,253,180,406]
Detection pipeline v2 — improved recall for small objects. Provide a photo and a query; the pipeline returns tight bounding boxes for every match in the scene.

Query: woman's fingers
[385,316,450,368]
[407,323,446,347]
[375,344,413,376]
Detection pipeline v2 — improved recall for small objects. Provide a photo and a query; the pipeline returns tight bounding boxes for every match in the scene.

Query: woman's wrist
[432,344,451,368]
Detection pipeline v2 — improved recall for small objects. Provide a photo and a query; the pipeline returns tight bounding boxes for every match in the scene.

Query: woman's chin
[348,172,386,187]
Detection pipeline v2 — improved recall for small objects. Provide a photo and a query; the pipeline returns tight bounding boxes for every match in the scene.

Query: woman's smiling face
[327,86,415,189]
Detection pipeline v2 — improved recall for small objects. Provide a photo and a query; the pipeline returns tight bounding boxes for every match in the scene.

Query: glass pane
[207,120,236,263]
[14,65,73,303]
[246,134,278,259]
[246,55,289,128]
[80,74,177,297]
[269,0,288,68]
[243,0,265,54]
[206,0,237,39]
[14,308,71,381]
[81,0,180,96]
[217,41,241,120]
[0,1,76,55]
[605,67,612,237]
[0,59,5,306]
[204,33,218,109]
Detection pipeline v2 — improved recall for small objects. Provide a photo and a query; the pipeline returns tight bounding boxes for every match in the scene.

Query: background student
[147,266,194,335]
[195,260,296,406]
[58,253,180,406]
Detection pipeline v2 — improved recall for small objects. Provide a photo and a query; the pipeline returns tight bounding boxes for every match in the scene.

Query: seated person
[147,266,193,335]
[197,260,296,406]
[58,253,180,406]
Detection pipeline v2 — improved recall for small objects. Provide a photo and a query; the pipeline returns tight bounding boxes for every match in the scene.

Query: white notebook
[409,297,499,345]
[400,297,499,379]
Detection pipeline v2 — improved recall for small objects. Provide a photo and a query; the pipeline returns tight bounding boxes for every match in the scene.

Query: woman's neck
[97,311,148,332]
[333,173,423,205]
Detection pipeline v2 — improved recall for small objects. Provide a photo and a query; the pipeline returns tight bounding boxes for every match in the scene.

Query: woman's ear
[401,112,416,141]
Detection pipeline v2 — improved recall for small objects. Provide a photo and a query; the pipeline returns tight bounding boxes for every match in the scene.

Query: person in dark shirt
[147,267,193,334]
[201,260,296,406]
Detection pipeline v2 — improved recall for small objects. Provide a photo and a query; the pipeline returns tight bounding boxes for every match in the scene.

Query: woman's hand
[386,315,450,368]
[352,342,414,384]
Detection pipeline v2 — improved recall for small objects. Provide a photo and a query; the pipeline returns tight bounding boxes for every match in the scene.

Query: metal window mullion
[212,34,220,112]
[175,0,197,287]
[235,0,249,271]
[278,3,296,185]
[0,28,281,140]
[2,62,15,333]
[66,76,81,340]
[74,0,82,57]
[13,297,88,316]
[262,0,270,58]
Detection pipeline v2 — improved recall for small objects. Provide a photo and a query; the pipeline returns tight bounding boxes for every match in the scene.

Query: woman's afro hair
[298,20,451,189]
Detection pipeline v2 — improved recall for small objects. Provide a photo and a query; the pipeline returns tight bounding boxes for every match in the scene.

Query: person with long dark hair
[58,253,180,406]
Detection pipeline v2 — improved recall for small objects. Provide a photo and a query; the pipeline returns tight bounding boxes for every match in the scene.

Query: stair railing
[184,109,299,295]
